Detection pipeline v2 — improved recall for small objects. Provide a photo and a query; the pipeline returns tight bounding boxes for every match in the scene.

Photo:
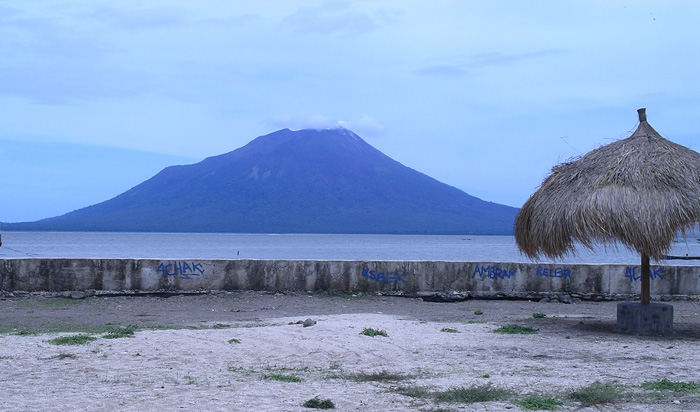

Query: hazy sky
[1,1,698,223]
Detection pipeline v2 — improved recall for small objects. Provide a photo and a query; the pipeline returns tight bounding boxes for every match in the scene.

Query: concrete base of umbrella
[617,302,674,335]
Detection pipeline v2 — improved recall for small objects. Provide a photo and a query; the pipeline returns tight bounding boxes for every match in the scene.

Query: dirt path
[2,293,700,411]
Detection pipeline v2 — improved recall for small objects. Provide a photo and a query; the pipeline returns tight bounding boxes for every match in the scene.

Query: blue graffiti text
[361,268,408,284]
[624,266,664,282]
[158,261,205,280]
[472,266,516,280]
[536,266,572,279]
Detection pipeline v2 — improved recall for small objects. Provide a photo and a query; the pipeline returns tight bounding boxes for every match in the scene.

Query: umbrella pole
[641,253,650,304]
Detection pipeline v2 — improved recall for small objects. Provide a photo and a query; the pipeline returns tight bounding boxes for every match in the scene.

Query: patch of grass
[148,324,180,330]
[47,334,97,346]
[348,370,408,382]
[474,310,484,315]
[228,338,241,344]
[264,365,310,373]
[467,320,486,324]
[481,374,491,378]
[360,327,388,337]
[316,291,358,300]
[265,373,302,383]
[393,385,432,399]
[532,312,547,319]
[641,378,700,393]
[102,325,136,339]
[183,375,197,385]
[435,384,511,404]
[14,329,39,336]
[514,395,563,410]
[50,353,78,360]
[303,397,335,409]
[568,381,624,406]
[22,297,84,307]
[493,324,538,334]
[440,328,460,333]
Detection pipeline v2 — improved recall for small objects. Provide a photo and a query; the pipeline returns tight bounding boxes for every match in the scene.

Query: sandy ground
[2,292,700,411]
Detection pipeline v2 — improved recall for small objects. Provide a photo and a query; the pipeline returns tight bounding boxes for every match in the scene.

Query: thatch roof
[515,108,700,261]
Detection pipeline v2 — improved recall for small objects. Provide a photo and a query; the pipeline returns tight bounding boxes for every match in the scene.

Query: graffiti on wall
[361,267,408,284]
[624,266,664,282]
[536,266,572,279]
[472,265,516,280]
[158,261,205,280]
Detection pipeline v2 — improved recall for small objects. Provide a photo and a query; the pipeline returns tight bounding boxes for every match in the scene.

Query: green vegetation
[148,324,180,330]
[14,329,38,336]
[227,366,246,373]
[47,334,97,346]
[568,381,623,406]
[493,324,538,334]
[265,373,302,382]
[474,310,484,315]
[316,291,363,300]
[514,395,563,410]
[532,312,547,319]
[183,375,197,385]
[440,328,459,333]
[303,397,335,409]
[228,338,241,344]
[434,384,511,404]
[360,327,388,337]
[103,325,136,339]
[51,353,78,360]
[347,370,408,383]
[641,378,700,393]
[21,297,84,308]
[394,385,432,399]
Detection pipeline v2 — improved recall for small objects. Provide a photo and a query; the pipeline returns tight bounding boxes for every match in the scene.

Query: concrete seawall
[2,258,700,298]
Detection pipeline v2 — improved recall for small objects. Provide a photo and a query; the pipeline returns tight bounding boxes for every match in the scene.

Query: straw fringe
[515,113,700,261]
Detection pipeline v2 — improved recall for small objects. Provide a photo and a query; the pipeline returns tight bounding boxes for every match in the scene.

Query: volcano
[5,128,518,234]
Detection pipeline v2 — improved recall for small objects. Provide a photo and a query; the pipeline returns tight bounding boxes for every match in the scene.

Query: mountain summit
[6,128,518,234]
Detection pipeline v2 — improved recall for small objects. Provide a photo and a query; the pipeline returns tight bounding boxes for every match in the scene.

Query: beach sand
[2,292,700,411]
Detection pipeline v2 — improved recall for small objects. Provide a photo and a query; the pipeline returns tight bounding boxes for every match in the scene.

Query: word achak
[158,261,205,279]
[624,266,664,282]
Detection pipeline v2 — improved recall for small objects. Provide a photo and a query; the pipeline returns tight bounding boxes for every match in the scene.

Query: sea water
[1,232,700,265]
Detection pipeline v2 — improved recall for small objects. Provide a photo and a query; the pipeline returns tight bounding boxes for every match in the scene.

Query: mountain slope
[5,128,518,234]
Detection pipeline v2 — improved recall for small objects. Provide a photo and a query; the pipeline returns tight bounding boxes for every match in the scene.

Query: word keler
[158,261,205,279]
[536,266,572,279]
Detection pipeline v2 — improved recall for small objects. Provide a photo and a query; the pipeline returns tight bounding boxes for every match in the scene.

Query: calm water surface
[1,232,699,265]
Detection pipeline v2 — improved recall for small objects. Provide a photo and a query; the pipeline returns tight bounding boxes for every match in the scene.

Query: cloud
[0,6,116,60]
[84,4,190,30]
[269,114,336,130]
[0,66,156,104]
[267,114,385,137]
[339,114,386,137]
[0,4,21,19]
[415,49,565,77]
[281,1,400,36]
[414,65,467,77]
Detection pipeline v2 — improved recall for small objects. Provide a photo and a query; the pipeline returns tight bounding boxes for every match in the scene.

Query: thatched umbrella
[515,108,700,304]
